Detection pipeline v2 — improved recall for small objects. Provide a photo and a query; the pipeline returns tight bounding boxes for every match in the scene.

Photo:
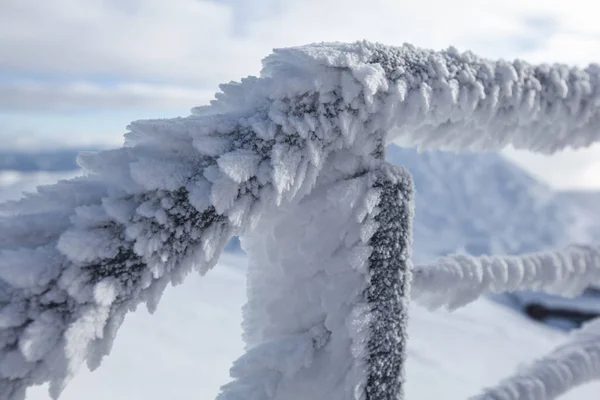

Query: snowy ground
[3,171,600,399]
[21,255,600,400]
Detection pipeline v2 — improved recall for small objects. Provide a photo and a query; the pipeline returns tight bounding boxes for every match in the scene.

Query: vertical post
[365,164,414,400]
[221,162,414,400]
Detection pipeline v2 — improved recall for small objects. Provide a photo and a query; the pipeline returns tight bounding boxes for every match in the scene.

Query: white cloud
[0,0,263,85]
[1,0,598,103]
[2,0,598,85]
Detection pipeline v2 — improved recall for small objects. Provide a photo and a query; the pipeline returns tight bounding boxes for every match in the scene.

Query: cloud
[0,0,599,188]
[2,0,596,86]
[1,0,597,109]
[0,0,263,85]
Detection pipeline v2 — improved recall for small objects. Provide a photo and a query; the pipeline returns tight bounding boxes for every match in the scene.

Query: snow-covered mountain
[556,190,600,245]
[386,146,600,329]
[0,149,85,204]
[0,149,92,172]
[387,146,575,263]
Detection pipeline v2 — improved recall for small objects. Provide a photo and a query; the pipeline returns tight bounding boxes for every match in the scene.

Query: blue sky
[1,0,599,188]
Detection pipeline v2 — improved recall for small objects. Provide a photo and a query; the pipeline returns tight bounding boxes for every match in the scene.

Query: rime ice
[1,41,600,400]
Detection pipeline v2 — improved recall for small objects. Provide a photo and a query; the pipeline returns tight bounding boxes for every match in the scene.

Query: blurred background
[2,0,600,188]
[3,0,600,327]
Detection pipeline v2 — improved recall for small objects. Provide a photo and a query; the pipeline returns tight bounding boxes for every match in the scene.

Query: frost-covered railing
[1,41,600,400]
[471,317,600,400]
[413,244,600,311]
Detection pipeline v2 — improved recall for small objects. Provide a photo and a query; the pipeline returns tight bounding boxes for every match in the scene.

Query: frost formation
[220,163,413,400]
[1,41,600,400]
[413,244,600,310]
[472,318,600,400]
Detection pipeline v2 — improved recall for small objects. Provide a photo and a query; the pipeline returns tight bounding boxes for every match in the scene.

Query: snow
[17,254,599,400]
[3,144,600,399]
[23,253,246,400]
[2,40,600,398]
[473,318,600,400]
[263,42,600,153]
[413,244,600,310]
[217,150,261,184]
[385,145,573,262]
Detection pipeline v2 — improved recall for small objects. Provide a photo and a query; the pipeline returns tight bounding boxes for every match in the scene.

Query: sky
[1,0,599,188]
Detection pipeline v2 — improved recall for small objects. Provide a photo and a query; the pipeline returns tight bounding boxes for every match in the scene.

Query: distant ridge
[0,148,99,172]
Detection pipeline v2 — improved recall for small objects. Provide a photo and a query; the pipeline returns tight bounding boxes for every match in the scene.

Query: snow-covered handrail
[260,41,600,153]
[471,317,600,400]
[1,41,600,400]
[412,244,600,310]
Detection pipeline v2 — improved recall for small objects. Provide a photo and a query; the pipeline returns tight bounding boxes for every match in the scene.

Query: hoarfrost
[1,41,600,399]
